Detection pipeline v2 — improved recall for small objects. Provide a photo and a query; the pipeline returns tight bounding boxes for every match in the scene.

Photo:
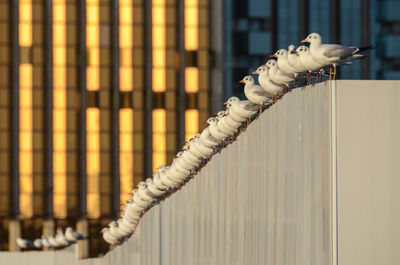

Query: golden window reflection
[152,109,166,170]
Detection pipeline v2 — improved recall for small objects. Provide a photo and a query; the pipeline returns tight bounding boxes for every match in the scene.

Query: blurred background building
[218,0,400,97]
[0,0,399,258]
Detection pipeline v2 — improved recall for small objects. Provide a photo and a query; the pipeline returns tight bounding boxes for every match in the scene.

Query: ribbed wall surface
[140,83,333,265]
[0,82,334,265]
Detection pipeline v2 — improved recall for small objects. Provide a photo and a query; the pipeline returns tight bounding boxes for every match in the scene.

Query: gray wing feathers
[323,44,358,58]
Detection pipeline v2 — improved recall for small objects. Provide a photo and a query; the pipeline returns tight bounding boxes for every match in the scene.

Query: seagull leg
[294,77,297,87]
[259,104,262,115]
[329,67,332,80]
[333,66,337,80]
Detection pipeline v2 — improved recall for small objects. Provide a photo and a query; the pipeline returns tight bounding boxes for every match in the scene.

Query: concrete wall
[1,81,399,265]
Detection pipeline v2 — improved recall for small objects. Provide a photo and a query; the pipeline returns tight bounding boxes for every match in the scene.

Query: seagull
[224,97,258,123]
[239,75,272,114]
[145,178,166,197]
[132,189,152,208]
[301,32,374,80]
[117,218,136,237]
[222,109,243,129]
[188,135,214,157]
[293,45,325,84]
[47,235,60,248]
[123,202,142,222]
[215,111,237,135]
[137,181,157,202]
[198,127,219,148]
[252,65,284,101]
[152,170,170,190]
[65,227,87,243]
[109,221,126,241]
[264,60,294,92]
[33,238,42,249]
[101,227,119,245]
[287,44,308,73]
[41,235,51,248]
[270,49,300,78]
[55,229,70,247]
[207,117,231,141]
[16,237,34,249]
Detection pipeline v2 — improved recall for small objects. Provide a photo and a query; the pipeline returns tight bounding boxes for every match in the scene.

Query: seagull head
[239,75,254,85]
[295,45,309,55]
[265,59,277,69]
[217,111,226,118]
[252,65,268,75]
[288,45,296,53]
[224,96,240,105]
[206,117,217,125]
[301,33,322,44]
[101,227,109,234]
[272,49,287,58]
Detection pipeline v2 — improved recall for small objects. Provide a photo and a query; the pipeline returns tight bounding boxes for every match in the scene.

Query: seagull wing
[254,89,272,99]
[322,44,357,59]
[244,103,259,112]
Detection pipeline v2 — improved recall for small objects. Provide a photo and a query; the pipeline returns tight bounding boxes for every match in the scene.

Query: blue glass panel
[277,0,299,49]
[249,32,271,55]
[249,0,271,18]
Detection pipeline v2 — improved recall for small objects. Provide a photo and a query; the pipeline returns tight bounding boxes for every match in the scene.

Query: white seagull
[301,32,373,80]
[252,65,284,101]
[239,75,272,114]
[264,60,294,91]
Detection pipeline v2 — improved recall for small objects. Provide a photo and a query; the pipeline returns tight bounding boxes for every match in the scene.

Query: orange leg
[329,67,332,80]
[333,66,337,80]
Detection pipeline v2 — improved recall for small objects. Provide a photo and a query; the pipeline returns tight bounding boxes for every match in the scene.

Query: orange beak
[239,80,245,83]
[223,102,228,105]
[300,39,308,43]
[251,71,257,74]
[269,54,277,58]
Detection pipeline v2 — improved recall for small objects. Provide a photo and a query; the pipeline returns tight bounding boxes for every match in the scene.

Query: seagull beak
[300,39,308,43]
[291,51,298,54]
[223,102,228,105]
[251,71,258,74]
[239,80,245,83]
[269,54,277,58]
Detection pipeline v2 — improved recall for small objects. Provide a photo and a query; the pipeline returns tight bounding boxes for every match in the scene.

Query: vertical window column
[184,0,199,141]
[119,0,134,206]
[86,0,100,219]
[53,0,67,219]
[0,1,10,217]
[19,0,33,219]
[152,0,166,170]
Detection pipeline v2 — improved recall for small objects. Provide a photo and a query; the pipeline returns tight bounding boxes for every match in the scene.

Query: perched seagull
[101,227,119,245]
[239,75,272,114]
[287,45,308,73]
[132,189,152,208]
[252,65,284,101]
[33,238,42,249]
[152,170,170,190]
[294,45,325,83]
[137,181,157,202]
[207,117,231,141]
[264,60,294,91]
[117,218,136,237]
[270,49,300,78]
[65,227,87,243]
[301,32,373,80]
[198,127,219,148]
[145,178,166,197]
[41,235,51,248]
[109,221,126,241]
[222,109,243,129]
[188,135,214,158]
[224,96,258,122]
[216,111,237,135]
[16,237,34,249]
[47,235,60,248]
[55,229,70,247]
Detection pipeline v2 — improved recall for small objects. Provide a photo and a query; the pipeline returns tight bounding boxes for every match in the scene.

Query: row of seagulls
[16,227,87,250]
[101,32,373,247]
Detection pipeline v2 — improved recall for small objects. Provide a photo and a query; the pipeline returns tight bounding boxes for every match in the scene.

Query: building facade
[221,0,400,98]
[0,0,212,257]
